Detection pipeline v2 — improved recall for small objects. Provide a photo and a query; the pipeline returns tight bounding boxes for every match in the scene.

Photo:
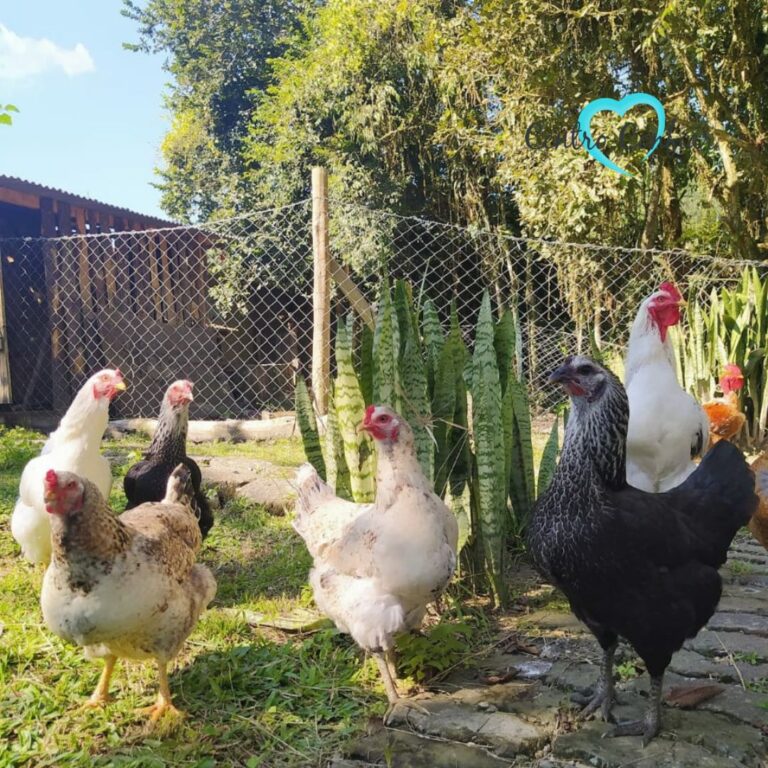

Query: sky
[0,1,170,219]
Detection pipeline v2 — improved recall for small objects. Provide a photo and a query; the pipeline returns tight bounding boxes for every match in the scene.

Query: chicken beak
[547,363,574,385]
[114,380,127,392]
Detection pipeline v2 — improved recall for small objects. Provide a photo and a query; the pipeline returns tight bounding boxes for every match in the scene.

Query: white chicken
[624,282,709,492]
[11,369,126,564]
[41,464,216,721]
[294,405,458,719]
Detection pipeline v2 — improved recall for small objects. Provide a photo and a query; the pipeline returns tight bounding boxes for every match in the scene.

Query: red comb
[114,368,123,379]
[44,469,58,489]
[364,404,376,423]
[658,282,682,301]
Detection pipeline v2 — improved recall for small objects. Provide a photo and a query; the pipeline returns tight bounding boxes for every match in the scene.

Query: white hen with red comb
[293,405,458,717]
[624,284,709,492]
[11,369,126,564]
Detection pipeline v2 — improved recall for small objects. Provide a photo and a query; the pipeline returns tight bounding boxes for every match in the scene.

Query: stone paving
[332,534,768,767]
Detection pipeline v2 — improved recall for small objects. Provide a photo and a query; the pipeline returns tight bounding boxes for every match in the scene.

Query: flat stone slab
[553,713,764,768]
[708,611,768,637]
[197,456,293,485]
[334,723,513,767]
[685,628,768,661]
[195,456,295,514]
[386,696,548,757]
[669,648,768,684]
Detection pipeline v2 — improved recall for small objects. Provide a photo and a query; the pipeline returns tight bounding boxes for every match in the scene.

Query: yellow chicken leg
[375,652,429,726]
[83,655,117,708]
[137,661,183,723]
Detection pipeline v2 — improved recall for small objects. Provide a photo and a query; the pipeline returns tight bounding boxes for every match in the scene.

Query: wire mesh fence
[0,197,764,419]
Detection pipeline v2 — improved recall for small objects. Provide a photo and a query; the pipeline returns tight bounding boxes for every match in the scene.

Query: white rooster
[624,282,709,492]
[11,369,126,564]
[294,405,458,719]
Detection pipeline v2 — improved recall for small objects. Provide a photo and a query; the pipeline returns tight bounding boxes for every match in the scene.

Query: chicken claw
[383,698,430,727]
[602,674,662,747]
[82,656,117,709]
[572,643,617,723]
[137,662,184,724]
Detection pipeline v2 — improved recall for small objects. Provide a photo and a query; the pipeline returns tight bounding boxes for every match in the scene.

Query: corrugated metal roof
[0,175,177,228]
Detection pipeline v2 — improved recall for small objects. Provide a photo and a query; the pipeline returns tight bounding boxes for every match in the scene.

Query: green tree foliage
[127,0,768,259]
[122,0,305,221]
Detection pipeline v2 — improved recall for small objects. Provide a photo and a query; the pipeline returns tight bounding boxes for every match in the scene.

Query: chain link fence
[0,198,763,419]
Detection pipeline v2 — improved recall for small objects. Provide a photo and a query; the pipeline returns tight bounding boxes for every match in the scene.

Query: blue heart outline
[577,93,665,177]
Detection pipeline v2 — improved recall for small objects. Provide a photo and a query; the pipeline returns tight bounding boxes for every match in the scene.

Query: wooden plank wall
[42,202,214,408]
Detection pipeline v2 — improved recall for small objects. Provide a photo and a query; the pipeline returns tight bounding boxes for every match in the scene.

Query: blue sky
[0,2,169,219]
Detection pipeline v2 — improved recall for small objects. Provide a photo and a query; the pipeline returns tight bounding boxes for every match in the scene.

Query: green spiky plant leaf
[294,375,326,480]
[334,317,375,502]
[372,277,400,410]
[325,384,352,500]
[470,292,508,607]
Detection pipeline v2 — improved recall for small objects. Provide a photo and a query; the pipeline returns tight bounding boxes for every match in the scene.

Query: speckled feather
[42,473,216,663]
[124,394,213,537]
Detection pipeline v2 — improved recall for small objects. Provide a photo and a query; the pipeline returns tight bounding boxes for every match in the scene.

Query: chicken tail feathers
[676,440,758,565]
[294,463,336,520]
[164,464,194,507]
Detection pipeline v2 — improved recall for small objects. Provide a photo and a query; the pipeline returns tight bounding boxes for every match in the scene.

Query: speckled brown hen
[40,465,216,722]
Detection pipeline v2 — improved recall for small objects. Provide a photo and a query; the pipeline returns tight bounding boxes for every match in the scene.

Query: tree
[122,0,306,221]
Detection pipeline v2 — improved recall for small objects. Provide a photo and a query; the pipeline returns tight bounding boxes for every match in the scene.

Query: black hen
[124,380,213,538]
[527,355,757,744]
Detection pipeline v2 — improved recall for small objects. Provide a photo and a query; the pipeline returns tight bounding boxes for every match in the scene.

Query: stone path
[332,534,768,767]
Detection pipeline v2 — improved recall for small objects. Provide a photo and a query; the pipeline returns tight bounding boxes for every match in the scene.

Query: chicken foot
[83,655,117,708]
[374,652,429,726]
[136,661,183,723]
[604,673,662,746]
[572,642,617,723]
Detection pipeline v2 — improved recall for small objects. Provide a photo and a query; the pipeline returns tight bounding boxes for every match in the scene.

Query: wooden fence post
[311,167,331,414]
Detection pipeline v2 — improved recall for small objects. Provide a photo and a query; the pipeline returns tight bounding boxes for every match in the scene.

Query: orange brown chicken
[702,363,746,448]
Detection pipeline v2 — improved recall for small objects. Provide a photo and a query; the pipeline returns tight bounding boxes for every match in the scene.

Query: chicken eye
[377,415,390,423]
[576,365,593,375]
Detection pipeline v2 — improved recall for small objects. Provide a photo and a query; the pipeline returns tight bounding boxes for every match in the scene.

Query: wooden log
[43,239,70,409]
[329,256,374,329]
[311,166,330,414]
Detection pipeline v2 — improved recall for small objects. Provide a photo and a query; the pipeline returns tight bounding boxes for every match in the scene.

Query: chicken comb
[44,469,59,489]
[658,281,682,301]
[363,404,376,423]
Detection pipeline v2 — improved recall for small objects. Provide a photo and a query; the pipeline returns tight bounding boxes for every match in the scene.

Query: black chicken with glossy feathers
[527,355,757,744]
[123,380,213,538]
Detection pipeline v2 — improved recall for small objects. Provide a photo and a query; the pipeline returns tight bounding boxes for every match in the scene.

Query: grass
[0,427,493,767]
[0,428,384,767]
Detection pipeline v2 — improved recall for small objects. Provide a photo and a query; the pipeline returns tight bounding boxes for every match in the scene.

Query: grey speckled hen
[124,380,213,538]
[527,355,758,745]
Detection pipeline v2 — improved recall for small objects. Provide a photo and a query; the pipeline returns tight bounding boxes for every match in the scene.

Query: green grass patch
[0,427,376,767]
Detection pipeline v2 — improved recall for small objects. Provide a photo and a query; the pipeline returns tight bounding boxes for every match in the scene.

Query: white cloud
[0,24,94,80]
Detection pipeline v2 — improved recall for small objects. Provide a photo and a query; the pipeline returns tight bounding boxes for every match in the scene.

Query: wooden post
[311,167,331,414]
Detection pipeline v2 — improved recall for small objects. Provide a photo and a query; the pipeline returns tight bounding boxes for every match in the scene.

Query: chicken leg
[374,652,429,726]
[137,661,182,723]
[573,641,617,723]
[605,673,662,746]
[83,655,117,708]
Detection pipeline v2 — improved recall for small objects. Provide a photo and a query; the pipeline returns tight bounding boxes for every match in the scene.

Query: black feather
[528,357,757,677]
[123,397,213,538]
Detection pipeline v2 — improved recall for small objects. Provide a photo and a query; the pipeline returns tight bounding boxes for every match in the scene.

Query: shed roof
[0,175,176,229]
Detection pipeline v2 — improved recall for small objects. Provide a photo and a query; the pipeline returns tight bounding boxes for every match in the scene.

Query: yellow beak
[114,380,127,392]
